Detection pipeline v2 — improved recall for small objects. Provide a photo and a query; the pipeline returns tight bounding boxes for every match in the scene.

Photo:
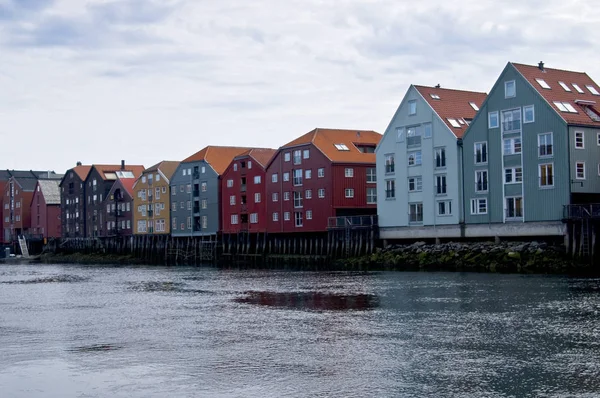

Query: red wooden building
[265,128,381,233]
[31,179,62,239]
[220,148,277,233]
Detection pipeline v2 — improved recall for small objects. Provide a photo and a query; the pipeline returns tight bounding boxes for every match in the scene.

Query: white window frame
[538,132,553,158]
[284,152,291,162]
[535,78,551,89]
[345,168,354,177]
[303,149,310,159]
[408,176,422,192]
[250,213,258,224]
[272,212,279,221]
[305,169,312,179]
[504,167,523,184]
[437,200,452,216]
[539,163,554,188]
[255,193,261,203]
[231,214,238,225]
[284,212,290,221]
[408,202,423,223]
[318,168,325,178]
[505,196,524,219]
[576,162,586,180]
[306,210,312,220]
[505,80,516,98]
[272,173,278,183]
[283,172,290,182]
[488,112,499,129]
[366,187,376,204]
[305,189,312,199]
[254,176,261,184]
[345,188,354,198]
[503,137,522,155]
[575,131,584,149]
[434,147,446,169]
[294,211,303,227]
[408,151,422,166]
[475,170,488,193]
[230,195,236,205]
[435,174,447,195]
[283,192,290,201]
[523,105,535,123]
[470,198,488,215]
[272,192,279,202]
[474,142,488,164]
[408,100,417,115]
[318,188,325,198]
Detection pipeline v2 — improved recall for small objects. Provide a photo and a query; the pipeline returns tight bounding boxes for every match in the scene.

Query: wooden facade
[31,180,62,239]
[103,178,136,237]
[60,163,91,238]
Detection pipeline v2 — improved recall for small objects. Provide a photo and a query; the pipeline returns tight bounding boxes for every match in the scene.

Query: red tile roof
[279,128,381,164]
[118,178,136,197]
[72,165,92,180]
[414,85,487,138]
[235,148,277,168]
[512,62,600,127]
[182,146,253,175]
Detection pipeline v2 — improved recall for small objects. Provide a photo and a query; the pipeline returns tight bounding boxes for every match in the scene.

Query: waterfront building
[59,162,92,238]
[170,146,252,237]
[376,85,486,241]
[31,179,62,239]
[462,62,600,237]
[220,149,277,234]
[265,128,381,233]
[132,161,180,235]
[103,177,136,237]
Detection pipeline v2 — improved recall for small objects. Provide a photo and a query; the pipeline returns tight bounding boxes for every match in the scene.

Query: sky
[1,0,599,173]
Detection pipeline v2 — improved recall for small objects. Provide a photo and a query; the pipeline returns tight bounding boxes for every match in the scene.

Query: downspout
[458,138,466,239]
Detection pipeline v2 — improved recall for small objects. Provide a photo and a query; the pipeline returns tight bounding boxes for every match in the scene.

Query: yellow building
[132,161,179,235]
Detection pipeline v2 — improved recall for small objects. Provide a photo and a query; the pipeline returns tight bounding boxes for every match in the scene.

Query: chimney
[121,160,125,170]
[76,161,82,166]
[435,84,441,88]
[538,61,545,71]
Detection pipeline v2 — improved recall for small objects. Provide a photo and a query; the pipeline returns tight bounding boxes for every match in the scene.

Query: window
[172,186,177,195]
[576,162,586,179]
[284,152,291,162]
[305,189,312,199]
[435,175,447,195]
[434,147,446,168]
[408,151,422,166]
[187,201,192,210]
[469,102,479,111]
[471,198,487,215]
[406,127,421,147]
[430,93,440,99]
[272,192,279,202]
[318,168,324,178]
[523,105,535,123]
[233,164,237,172]
[345,168,354,177]
[367,188,377,204]
[385,155,395,173]
[247,161,252,169]
[303,149,310,159]
[554,101,578,113]
[423,123,432,139]
[586,85,600,95]
[575,131,584,149]
[474,142,488,164]
[230,195,236,205]
[538,132,553,157]
[271,173,278,183]
[539,163,554,187]
[409,203,423,223]
[202,216,208,229]
[396,127,405,142]
[437,200,452,216]
[408,100,417,115]
[488,112,499,128]
[284,192,290,201]
[273,212,279,221]
[254,176,261,184]
[255,193,261,203]
[162,186,167,194]
[535,78,550,89]
[475,170,488,192]
[598,132,600,146]
[505,167,523,184]
[171,203,177,211]
[250,213,258,224]
[180,201,184,209]
[505,80,516,97]
[572,83,585,93]
[334,144,350,151]
[201,182,207,192]
[293,150,302,164]
[506,197,523,219]
[201,199,207,209]
[559,81,571,92]
[305,169,312,179]
[447,118,461,128]
[202,166,206,174]
[503,137,522,155]
[367,168,376,183]
[306,210,312,220]
[294,212,303,227]
[283,172,290,182]
[293,169,303,185]
[502,108,521,132]
[231,214,238,224]
[142,176,147,184]
[318,189,325,198]
[293,191,302,208]
[408,176,422,192]
[284,212,290,221]
[385,180,395,199]
[345,188,354,198]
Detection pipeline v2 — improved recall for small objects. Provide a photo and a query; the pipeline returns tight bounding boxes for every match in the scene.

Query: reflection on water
[235,291,379,311]
[0,265,599,398]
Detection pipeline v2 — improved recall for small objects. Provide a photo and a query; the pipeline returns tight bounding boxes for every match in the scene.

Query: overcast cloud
[1,0,599,172]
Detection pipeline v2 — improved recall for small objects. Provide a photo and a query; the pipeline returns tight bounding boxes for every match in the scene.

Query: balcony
[193,189,200,197]
[564,204,600,219]
[406,135,421,148]
[148,210,153,217]
[193,207,200,215]
[240,204,248,213]
[328,215,378,229]
[240,184,247,192]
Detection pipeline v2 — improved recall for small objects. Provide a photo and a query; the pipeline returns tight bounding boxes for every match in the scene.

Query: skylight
[447,118,461,128]
[469,102,479,111]
[458,119,465,125]
[536,78,551,89]
[334,144,350,151]
[558,81,571,92]
[572,83,585,93]
[553,101,578,113]
[586,85,600,95]
[430,94,440,100]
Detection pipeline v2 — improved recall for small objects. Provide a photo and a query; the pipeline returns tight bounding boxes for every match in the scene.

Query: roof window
[558,82,571,92]
[586,85,600,95]
[553,101,578,113]
[430,94,440,100]
[469,102,479,111]
[447,118,461,128]
[535,78,551,89]
[572,83,585,93]
[334,144,350,151]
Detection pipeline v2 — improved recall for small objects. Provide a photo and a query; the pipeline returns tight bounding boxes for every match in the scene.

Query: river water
[0,264,599,397]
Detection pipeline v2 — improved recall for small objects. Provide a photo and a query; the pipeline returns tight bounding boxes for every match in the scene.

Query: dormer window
[558,81,571,92]
[572,83,585,93]
[535,78,551,89]
[586,85,600,95]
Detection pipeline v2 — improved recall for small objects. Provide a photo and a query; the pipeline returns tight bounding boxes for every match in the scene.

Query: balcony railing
[328,215,378,229]
[502,120,521,132]
[564,204,600,219]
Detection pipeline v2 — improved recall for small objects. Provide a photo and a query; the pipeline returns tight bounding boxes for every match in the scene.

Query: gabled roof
[91,164,145,181]
[144,161,180,181]
[512,62,600,127]
[1,170,62,181]
[71,165,92,180]
[117,178,136,197]
[414,85,487,138]
[234,148,277,168]
[278,128,381,164]
[37,179,61,205]
[182,146,252,175]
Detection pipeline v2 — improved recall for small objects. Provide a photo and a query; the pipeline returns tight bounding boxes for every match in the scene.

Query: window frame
[408,100,417,115]
[475,170,488,193]
[575,131,585,149]
[488,111,499,129]
[576,162,586,180]
[538,163,554,188]
[523,105,535,123]
[474,141,488,165]
[504,80,516,98]
[538,132,554,158]
[470,198,488,215]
